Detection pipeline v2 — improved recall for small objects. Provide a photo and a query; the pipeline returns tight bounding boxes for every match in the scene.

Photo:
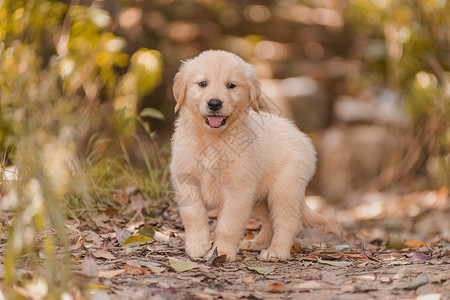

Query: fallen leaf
[405,240,426,248]
[81,258,98,278]
[203,287,217,294]
[124,264,150,275]
[387,234,406,250]
[205,248,227,266]
[245,266,274,275]
[138,226,156,238]
[82,231,103,249]
[297,255,318,261]
[407,252,429,262]
[98,269,125,278]
[267,282,285,293]
[393,266,412,280]
[243,230,254,241]
[147,266,165,274]
[399,275,428,290]
[122,235,154,248]
[290,240,302,254]
[335,244,351,252]
[92,213,111,231]
[113,226,131,245]
[92,250,115,260]
[317,258,352,267]
[324,252,344,260]
[88,283,110,290]
[169,257,200,272]
[153,231,170,243]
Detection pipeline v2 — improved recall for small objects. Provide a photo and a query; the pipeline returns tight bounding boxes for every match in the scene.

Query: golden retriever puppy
[170,50,327,261]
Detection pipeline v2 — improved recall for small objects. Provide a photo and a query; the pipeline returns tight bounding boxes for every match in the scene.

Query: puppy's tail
[300,200,341,235]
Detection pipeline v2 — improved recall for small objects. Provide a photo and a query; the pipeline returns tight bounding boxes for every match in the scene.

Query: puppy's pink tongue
[207,116,225,128]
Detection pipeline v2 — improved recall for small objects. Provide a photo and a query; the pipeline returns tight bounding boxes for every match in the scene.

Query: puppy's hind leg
[259,182,303,261]
[239,200,273,251]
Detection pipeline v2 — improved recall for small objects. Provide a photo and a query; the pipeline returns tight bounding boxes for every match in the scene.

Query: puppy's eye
[227,83,236,89]
[198,81,207,88]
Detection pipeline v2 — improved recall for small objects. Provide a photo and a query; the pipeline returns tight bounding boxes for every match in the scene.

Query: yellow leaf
[122,235,153,248]
[168,257,200,272]
[88,283,110,290]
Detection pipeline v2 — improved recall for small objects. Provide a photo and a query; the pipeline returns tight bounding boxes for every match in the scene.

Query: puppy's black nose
[208,99,222,111]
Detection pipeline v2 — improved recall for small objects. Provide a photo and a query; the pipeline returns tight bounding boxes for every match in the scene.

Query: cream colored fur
[170,50,327,261]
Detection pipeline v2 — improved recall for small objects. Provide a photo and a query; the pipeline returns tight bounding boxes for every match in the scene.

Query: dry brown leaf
[92,213,111,231]
[243,230,254,241]
[82,231,104,249]
[98,269,125,278]
[113,226,131,245]
[92,250,115,260]
[147,266,165,274]
[290,240,302,254]
[297,255,318,261]
[124,264,150,275]
[112,190,129,205]
[81,258,98,278]
[267,282,285,293]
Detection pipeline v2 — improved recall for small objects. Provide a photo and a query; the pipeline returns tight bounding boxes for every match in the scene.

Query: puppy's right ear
[173,70,187,113]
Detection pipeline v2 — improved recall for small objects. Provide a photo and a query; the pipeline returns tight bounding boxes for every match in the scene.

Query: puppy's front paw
[185,240,211,259]
[259,248,290,261]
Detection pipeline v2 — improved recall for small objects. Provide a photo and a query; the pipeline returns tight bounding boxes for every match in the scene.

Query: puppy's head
[173,50,261,129]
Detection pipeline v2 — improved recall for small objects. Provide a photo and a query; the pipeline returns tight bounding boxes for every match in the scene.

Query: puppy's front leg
[176,189,211,259]
[210,190,254,261]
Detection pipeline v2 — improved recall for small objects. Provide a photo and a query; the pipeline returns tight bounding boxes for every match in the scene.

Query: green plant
[0,0,165,298]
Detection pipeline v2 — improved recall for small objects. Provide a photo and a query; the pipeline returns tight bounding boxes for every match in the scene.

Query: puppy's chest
[193,141,236,185]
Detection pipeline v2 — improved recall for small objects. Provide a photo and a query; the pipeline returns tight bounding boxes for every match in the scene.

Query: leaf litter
[3,188,448,299]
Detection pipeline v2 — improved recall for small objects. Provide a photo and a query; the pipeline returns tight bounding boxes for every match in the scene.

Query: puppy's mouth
[205,115,227,128]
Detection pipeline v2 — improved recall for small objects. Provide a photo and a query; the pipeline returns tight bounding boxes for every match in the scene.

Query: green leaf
[317,258,352,267]
[122,235,153,248]
[168,257,200,272]
[245,266,274,275]
[140,107,165,120]
[138,226,156,238]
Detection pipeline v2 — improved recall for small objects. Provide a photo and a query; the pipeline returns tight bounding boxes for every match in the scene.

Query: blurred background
[64,0,450,199]
[0,0,449,298]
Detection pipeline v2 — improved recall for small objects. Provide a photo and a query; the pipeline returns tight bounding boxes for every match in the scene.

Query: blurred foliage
[0,0,165,298]
[347,0,450,187]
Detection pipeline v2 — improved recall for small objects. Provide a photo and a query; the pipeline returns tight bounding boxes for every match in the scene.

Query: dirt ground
[1,189,449,300]
[63,189,450,300]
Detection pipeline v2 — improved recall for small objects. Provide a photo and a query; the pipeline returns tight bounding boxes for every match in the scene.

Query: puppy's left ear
[173,70,187,113]
[247,66,261,113]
